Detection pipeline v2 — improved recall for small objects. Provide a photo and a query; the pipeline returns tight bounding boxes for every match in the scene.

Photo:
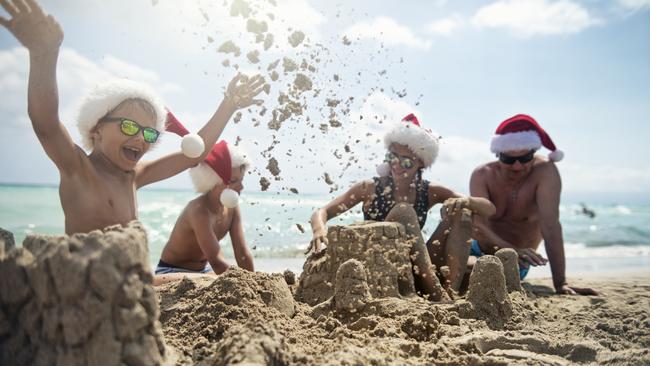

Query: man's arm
[537,163,598,295]
[189,207,230,275]
[469,167,516,251]
[135,74,265,188]
[1,0,84,175]
[229,207,254,272]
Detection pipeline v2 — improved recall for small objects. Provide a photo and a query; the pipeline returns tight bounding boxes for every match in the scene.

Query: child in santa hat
[0,0,265,235]
[154,133,254,284]
[308,113,496,301]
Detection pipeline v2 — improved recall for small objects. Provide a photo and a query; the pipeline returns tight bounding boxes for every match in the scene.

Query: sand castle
[295,222,416,306]
[0,222,166,366]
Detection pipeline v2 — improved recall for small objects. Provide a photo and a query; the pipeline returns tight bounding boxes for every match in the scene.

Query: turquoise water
[1,184,649,275]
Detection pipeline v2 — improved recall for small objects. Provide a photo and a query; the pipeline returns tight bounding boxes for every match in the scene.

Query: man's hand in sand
[515,247,548,269]
[224,73,266,109]
[306,227,328,255]
[0,0,63,56]
[557,283,600,296]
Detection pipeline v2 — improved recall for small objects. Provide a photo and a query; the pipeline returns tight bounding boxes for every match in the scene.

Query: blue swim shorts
[155,259,212,275]
[470,240,529,280]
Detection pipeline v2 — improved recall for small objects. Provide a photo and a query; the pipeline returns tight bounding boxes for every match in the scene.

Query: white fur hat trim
[188,144,250,193]
[490,130,541,154]
[76,79,166,151]
[384,123,439,168]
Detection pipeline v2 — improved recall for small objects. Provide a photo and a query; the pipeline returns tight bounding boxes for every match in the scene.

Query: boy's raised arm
[1,0,82,174]
[135,74,266,188]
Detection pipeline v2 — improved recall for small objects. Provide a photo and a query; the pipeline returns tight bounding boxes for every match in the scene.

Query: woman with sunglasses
[308,114,495,301]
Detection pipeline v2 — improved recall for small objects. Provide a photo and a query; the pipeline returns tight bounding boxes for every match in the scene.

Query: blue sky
[1,0,649,203]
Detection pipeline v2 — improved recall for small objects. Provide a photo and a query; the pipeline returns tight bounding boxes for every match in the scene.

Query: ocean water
[1,184,649,277]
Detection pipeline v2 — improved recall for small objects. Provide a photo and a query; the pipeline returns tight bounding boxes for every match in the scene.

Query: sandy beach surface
[1,222,649,365]
[155,222,650,365]
[157,272,650,365]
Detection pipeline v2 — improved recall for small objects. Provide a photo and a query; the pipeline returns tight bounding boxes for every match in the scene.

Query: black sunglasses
[498,150,535,165]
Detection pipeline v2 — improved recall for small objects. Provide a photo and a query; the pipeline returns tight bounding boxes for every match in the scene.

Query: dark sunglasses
[100,117,160,143]
[498,150,535,165]
[385,151,416,169]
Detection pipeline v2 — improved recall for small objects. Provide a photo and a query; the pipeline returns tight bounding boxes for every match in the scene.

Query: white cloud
[0,46,182,142]
[343,16,432,50]
[617,0,650,11]
[471,0,599,37]
[425,15,463,36]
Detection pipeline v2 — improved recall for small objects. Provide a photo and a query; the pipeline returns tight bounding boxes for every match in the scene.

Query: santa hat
[189,141,250,208]
[490,114,564,162]
[77,79,167,151]
[377,113,440,176]
[165,111,206,158]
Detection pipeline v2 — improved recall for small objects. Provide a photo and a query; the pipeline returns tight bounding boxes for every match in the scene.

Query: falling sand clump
[0,222,167,366]
[246,19,268,35]
[217,41,241,57]
[266,157,281,177]
[293,73,313,92]
[288,30,305,48]
[246,50,260,64]
[229,0,252,18]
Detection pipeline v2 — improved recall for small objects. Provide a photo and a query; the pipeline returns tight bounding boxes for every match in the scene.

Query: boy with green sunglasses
[0,0,266,235]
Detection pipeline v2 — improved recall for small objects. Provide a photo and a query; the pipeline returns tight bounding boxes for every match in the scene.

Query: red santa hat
[77,79,167,151]
[165,111,206,158]
[377,113,439,176]
[490,114,564,162]
[188,141,250,208]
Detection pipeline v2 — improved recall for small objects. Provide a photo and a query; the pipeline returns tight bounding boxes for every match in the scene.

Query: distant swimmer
[579,203,596,219]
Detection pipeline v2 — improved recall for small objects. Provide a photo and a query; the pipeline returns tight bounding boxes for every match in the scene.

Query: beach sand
[156,222,650,365]
[1,222,649,365]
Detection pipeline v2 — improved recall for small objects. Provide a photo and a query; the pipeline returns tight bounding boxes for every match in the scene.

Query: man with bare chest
[470,114,598,295]
[154,139,254,285]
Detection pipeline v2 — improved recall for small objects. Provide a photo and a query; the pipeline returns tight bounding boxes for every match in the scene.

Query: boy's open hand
[0,0,63,56]
[224,73,266,109]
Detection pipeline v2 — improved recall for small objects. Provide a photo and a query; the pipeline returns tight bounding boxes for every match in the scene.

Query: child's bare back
[161,195,236,271]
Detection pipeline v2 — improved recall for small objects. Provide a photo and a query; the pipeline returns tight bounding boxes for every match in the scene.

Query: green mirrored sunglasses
[100,117,160,143]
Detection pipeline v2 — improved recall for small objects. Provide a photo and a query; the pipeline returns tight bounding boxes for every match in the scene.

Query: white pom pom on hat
[76,79,167,151]
[220,188,240,208]
[188,140,250,207]
[165,111,205,158]
[491,114,564,162]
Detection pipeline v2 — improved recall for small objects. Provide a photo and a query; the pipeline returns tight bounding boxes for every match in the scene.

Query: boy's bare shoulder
[184,196,211,221]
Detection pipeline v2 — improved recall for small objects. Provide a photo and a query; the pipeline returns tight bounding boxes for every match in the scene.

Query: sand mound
[295,222,415,306]
[157,268,295,362]
[467,255,513,328]
[0,221,166,366]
